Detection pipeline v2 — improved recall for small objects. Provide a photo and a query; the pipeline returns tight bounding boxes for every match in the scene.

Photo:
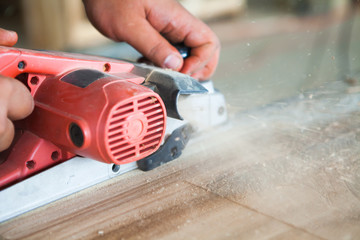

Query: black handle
[173,43,191,59]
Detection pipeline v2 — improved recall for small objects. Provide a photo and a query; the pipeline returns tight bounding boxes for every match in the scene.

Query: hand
[83,0,220,80]
[0,28,34,151]
[0,28,18,46]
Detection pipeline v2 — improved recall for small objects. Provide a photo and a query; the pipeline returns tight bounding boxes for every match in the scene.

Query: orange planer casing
[0,47,167,189]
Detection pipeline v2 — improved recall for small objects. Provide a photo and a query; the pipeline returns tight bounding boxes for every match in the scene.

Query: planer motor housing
[0,47,167,189]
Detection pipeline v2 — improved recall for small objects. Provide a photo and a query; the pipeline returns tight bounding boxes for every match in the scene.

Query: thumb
[122,19,183,71]
[0,28,18,47]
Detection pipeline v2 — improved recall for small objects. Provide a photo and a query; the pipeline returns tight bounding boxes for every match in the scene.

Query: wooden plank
[0,176,321,239]
[186,86,360,240]
[0,81,358,239]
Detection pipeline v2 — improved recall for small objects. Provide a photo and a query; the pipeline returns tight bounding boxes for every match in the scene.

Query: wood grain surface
[1,81,359,239]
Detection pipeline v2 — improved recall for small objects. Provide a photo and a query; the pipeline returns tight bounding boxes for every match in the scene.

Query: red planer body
[0,47,167,189]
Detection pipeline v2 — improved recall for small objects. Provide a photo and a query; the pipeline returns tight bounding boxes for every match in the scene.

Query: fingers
[0,28,18,47]
[0,76,34,120]
[119,18,184,71]
[0,118,14,151]
[180,41,220,80]
[83,0,220,79]
[144,0,220,80]
[187,50,220,80]
[8,81,34,120]
[0,76,34,151]
[84,0,185,71]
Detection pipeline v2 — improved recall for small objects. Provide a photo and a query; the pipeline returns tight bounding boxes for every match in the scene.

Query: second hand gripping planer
[0,46,227,221]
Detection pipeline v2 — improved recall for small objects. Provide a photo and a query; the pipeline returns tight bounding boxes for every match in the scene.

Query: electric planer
[0,46,227,222]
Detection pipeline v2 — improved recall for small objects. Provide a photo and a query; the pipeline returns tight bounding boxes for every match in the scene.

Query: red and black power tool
[0,46,227,222]
[0,46,207,190]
